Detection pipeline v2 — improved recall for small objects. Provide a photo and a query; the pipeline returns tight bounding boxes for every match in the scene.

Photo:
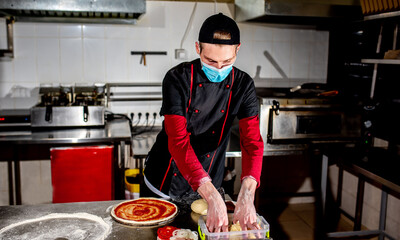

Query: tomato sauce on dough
[114,199,177,222]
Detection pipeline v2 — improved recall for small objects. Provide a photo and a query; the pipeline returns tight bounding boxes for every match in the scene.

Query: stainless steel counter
[0,200,199,240]
[0,118,131,144]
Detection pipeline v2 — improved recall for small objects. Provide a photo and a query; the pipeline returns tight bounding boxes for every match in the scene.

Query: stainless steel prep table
[0,200,199,240]
[0,119,132,205]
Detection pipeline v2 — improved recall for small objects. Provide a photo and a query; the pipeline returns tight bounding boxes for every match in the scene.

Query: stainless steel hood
[235,0,362,26]
[0,0,146,24]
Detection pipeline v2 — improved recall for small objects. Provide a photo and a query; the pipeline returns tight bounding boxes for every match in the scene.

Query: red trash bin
[50,146,114,203]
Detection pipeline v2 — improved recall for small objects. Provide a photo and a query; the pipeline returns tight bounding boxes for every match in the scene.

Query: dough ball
[229,222,243,240]
[191,198,208,215]
[190,211,201,223]
[229,222,242,232]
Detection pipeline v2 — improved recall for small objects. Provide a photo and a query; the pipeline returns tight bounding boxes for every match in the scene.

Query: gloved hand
[233,177,260,231]
[197,181,229,233]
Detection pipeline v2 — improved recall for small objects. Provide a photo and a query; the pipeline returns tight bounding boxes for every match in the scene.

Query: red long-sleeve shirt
[239,114,264,186]
[164,114,263,191]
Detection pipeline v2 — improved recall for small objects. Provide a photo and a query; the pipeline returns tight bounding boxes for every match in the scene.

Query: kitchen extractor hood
[235,0,362,26]
[0,0,145,24]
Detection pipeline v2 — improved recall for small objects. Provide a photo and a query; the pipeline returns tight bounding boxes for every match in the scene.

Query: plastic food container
[198,214,270,240]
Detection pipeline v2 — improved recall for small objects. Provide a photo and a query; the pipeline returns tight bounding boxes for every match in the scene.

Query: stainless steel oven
[259,97,362,153]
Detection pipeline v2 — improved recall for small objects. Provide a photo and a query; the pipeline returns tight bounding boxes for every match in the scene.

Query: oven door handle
[267,108,274,143]
[268,101,280,143]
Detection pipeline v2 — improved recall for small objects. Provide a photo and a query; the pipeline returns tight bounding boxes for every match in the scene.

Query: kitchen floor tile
[272,203,379,240]
[281,219,314,240]
[289,202,314,212]
[278,207,300,222]
[295,210,315,229]
[335,214,354,232]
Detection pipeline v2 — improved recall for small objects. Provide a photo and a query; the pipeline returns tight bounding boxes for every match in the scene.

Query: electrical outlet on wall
[130,111,163,127]
[175,49,187,60]
[110,103,162,127]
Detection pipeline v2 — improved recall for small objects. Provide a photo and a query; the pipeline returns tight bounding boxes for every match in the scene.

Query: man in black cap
[144,13,264,233]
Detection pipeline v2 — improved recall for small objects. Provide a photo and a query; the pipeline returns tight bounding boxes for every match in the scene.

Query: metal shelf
[361,9,400,99]
[364,10,400,20]
[361,59,400,64]
[361,58,400,99]
[105,83,162,107]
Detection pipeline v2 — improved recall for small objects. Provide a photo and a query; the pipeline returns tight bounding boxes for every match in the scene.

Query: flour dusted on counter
[106,204,114,213]
[0,212,111,240]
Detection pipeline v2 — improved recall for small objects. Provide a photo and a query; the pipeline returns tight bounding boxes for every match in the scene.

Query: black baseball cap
[198,13,240,45]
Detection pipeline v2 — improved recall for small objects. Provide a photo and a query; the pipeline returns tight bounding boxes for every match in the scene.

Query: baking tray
[198,214,270,240]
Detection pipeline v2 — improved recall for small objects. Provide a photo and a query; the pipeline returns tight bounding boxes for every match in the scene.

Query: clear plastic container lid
[197,213,270,240]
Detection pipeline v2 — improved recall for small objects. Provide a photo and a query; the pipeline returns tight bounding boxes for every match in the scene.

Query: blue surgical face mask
[201,60,233,83]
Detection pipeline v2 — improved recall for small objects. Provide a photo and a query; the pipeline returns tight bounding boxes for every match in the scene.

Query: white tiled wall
[0,1,329,117]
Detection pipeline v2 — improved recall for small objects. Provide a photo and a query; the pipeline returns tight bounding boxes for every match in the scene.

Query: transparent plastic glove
[233,177,261,231]
[197,181,228,233]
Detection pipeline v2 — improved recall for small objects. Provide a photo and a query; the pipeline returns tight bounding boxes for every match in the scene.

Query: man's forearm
[197,181,220,202]
[238,177,257,201]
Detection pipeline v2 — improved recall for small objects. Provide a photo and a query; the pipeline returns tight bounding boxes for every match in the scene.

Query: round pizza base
[0,213,110,240]
[110,198,178,226]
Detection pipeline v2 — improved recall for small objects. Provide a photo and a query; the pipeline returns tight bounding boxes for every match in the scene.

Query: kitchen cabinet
[50,146,114,203]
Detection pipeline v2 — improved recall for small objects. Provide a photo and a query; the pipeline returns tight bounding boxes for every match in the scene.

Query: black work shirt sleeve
[160,67,189,117]
[237,77,259,120]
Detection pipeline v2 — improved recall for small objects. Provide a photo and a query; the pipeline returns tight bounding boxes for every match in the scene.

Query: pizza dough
[111,198,178,226]
[0,213,111,240]
[191,198,208,215]
[229,222,242,232]
[229,222,256,239]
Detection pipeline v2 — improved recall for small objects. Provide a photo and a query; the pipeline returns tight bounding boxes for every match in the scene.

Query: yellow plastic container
[125,169,140,199]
